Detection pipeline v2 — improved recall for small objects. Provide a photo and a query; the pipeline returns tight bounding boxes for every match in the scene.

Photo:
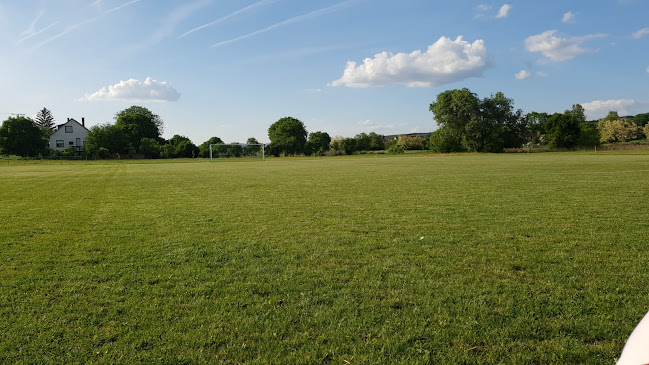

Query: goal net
[209,143,265,161]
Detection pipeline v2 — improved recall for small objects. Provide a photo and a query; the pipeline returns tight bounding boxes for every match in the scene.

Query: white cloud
[646,66,649,73]
[632,28,649,39]
[562,11,576,24]
[525,30,607,62]
[496,4,512,18]
[81,77,181,102]
[357,120,396,132]
[581,99,648,119]
[537,71,549,77]
[515,70,531,80]
[330,36,490,88]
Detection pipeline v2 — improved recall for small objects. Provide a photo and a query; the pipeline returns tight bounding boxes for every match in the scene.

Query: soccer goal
[209,143,265,162]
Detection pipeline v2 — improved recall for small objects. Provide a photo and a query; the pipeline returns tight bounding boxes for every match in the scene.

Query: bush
[429,127,467,153]
[98,147,110,159]
[387,144,404,154]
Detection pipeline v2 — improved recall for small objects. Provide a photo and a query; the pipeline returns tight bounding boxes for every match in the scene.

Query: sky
[0,0,648,144]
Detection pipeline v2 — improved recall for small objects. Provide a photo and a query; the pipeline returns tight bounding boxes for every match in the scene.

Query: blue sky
[1,0,648,144]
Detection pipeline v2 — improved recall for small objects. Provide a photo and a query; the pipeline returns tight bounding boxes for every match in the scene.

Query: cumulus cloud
[581,99,648,119]
[525,30,606,62]
[537,71,549,77]
[632,28,649,39]
[515,70,531,80]
[562,11,576,24]
[330,36,490,88]
[496,4,512,18]
[82,77,181,102]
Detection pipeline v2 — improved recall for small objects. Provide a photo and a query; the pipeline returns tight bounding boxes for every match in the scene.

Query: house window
[69,141,74,146]
[56,140,64,148]
[65,126,73,133]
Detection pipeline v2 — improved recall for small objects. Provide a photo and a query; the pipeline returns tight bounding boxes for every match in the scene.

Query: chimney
[82,117,85,127]
[67,117,70,122]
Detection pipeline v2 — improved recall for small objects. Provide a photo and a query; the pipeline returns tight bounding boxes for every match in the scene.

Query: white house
[49,118,89,152]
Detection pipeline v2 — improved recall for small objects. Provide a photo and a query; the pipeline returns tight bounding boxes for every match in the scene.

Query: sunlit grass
[1,152,648,363]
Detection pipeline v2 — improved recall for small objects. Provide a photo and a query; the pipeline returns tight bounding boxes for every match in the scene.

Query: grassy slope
[1,153,648,364]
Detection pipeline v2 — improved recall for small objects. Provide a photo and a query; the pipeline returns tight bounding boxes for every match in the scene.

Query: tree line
[2,90,649,158]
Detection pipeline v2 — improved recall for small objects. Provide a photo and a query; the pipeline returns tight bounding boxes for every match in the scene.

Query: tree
[429,126,467,153]
[598,118,641,143]
[244,137,262,156]
[577,121,600,147]
[634,113,649,127]
[199,137,224,158]
[339,138,357,155]
[368,132,385,150]
[115,106,164,151]
[84,123,129,156]
[430,89,526,152]
[267,117,307,156]
[34,108,56,129]
[526,112,550,144]
[355,133,372,151]
[397,135,425,150]
[644,124,649,139]
[304,131,331,156]
[166,135,198,158]
[544,112,580,148]
[139,137,161,158]
[0,116,49,156]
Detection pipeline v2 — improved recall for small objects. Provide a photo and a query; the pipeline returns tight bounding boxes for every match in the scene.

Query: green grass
[1,152,649,363]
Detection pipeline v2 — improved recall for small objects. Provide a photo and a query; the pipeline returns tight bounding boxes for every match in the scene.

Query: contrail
[210,0,356,48]
[179,0,280,39]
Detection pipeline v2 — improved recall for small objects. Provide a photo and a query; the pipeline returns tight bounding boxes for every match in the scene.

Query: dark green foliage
[544,112,580,148]
[84,123,129,155]
[577,121,601,147]
[526,112,550,143]
[265,143,281,157]
[62,146,77,156]
[430,89,526,152]
[244,137,262,156]
[139,138,161,158]
[97,147,110,159]
[34,107,55,129]
[429,126,467,153]
[304,131,331,156]
[268,117,307,156]
[165,135,199,158]
[339,137,357,155]
[199,137,224,158]
[634,113,649,126]
[0,116,49,157]
[115,106,163,151]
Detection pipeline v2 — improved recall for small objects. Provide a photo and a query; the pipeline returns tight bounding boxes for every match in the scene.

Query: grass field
[1,152,649,363]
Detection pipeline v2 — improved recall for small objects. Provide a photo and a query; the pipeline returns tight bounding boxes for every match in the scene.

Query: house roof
[55,118,89,131]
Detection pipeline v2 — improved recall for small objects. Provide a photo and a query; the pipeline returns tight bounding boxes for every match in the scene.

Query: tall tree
[0,116,49,156]
[199,136,224,158]
[544,112,581,148]
[115,106,164,151]
[268,117,307,156]
[34,108,55,129]
[305,131,331,155]
[84,123,129,155]
[430,89,526,152]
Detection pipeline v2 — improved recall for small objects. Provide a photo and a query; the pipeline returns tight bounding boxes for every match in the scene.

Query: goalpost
[209,143,265,162]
